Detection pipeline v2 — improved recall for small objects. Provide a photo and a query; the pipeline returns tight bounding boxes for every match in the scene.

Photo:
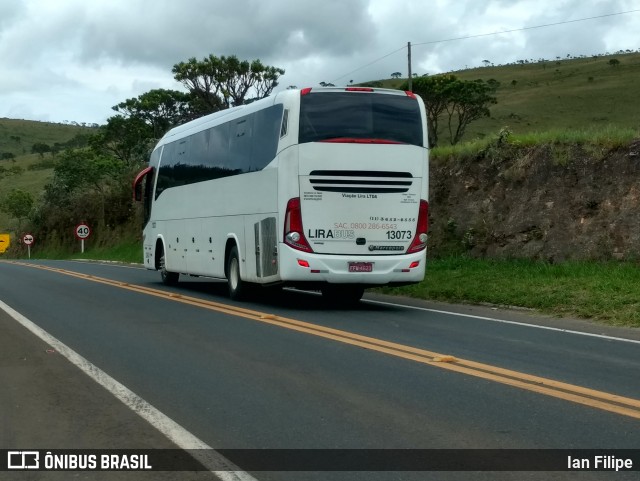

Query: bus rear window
[299,92,423,146]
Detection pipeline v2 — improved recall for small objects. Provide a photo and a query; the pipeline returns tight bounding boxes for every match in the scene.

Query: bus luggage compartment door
[254,217,278,277]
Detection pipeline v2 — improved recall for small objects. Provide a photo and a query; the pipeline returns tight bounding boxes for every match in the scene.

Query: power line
[331,45,406,84]
[412,9,640,47]
[330,9,640,84]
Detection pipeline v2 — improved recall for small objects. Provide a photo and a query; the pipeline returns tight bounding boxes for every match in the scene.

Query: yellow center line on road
[10,261,640,420]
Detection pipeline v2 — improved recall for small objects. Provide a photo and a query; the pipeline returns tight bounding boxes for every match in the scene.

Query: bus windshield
[299,92,423,146]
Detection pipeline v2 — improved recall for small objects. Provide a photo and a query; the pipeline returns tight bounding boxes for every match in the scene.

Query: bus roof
[156,87,418,147]
[157,95,276,146]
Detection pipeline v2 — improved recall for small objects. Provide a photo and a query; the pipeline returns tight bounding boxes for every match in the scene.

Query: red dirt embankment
[429,139,640,261]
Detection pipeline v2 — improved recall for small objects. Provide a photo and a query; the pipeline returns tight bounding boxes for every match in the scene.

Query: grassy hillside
[0,119,92,233]
[372,52,640,142]
[0,118,90,157]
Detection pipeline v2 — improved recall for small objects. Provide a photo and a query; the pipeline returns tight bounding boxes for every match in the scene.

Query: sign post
[74,223,91,253]
[22,233,34,259]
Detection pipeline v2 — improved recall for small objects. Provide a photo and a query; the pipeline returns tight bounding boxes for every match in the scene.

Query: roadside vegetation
[29,239,142,263]
[431,124,638,162]
[1,51,639,327]
[380,256,640,327]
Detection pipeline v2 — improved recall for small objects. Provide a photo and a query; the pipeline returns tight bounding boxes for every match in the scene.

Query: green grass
[68,240,143,263]
[445,52,640,141]
[11,239,143,264]
[430,125,639,164]
[379,256,640,327]
[0,118,90,157]
[374,51,640,143]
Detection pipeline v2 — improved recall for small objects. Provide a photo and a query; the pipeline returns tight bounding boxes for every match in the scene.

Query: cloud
[74,0,376,67]
[1,0,638,123]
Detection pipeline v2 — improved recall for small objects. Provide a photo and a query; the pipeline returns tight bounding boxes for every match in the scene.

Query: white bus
[133,87,429,303]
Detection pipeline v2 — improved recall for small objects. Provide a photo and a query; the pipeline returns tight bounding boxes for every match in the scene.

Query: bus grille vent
[308,170,413,194]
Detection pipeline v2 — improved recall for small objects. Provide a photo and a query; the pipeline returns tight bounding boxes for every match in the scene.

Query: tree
[112,89,195,139]
[31,142,52,158]
[403,74,458,148]
[46,148,127,227]
[52,149,123,193]
[89,115,152,167]
[172,54,285,114]
[444,79,498,145]
[391,72,402,79]
[90,88,197,168]
[0,188,34,232]
[608,58,621,67]
[404,74,498,147]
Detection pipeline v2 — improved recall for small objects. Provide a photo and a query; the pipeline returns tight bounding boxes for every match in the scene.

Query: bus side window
[253,105,283,170]
[229,116,253,172]
[280,109,289,138]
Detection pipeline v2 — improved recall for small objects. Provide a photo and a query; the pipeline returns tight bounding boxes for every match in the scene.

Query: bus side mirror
[133,166,153,202]
[134,182,143,202]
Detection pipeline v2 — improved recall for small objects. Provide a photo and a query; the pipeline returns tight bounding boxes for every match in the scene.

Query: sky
[1,0,639,125]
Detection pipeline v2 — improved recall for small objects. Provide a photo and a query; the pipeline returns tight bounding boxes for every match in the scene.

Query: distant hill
[365,51,640,142]
[0,119,93,232]
[0,118,92,157]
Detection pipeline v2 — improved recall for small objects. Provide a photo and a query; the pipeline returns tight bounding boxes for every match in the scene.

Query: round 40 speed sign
[75,223,91,240]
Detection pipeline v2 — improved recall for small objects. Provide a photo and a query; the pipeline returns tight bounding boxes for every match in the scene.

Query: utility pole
[407,41,412,91]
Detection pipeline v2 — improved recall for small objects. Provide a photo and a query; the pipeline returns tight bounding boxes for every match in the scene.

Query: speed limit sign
[75,223,91,240]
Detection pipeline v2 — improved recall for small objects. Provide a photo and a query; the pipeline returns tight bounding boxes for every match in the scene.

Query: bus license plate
[348,262,373,273]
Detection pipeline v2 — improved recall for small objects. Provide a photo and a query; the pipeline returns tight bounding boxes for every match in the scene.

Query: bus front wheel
[159,250,179,286]
[227,246,249,300]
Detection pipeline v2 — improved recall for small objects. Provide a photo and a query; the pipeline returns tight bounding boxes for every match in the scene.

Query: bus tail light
[284,198,313,253]
[407,200,429,253]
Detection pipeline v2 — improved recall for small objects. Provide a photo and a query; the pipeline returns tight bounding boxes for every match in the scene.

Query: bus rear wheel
[226,246,250,301]
[321,285,364,306]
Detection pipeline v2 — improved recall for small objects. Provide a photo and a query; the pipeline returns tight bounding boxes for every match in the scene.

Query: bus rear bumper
[278,244,426,285]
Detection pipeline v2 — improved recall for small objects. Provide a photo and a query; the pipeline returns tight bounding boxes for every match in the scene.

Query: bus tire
[226,246,249,301]
[159,250,179,286]
[321,285,364,306]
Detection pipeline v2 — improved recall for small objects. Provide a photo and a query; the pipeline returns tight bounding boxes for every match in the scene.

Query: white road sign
[75,223,91,240]
[23,233,34,245]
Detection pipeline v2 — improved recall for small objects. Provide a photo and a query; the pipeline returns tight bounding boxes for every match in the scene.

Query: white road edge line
[0,299,258,481]
[364,299,640,345]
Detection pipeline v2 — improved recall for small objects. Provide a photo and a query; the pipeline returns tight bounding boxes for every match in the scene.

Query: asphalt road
[1,259,639,481]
